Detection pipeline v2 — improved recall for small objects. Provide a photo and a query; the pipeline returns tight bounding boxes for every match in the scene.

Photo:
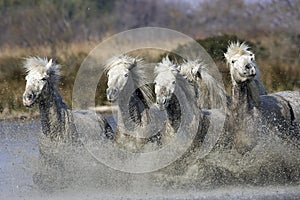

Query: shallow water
[0,120,39,199]
[1,119,300,200]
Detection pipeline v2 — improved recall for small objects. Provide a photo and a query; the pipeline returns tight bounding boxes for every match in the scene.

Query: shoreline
[0,111,39,121]
[0,106,117,121]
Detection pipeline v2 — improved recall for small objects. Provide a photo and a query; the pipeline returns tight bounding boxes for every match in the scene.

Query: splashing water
[1,116,300,200]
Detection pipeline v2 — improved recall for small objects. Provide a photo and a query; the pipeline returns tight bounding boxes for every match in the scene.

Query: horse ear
[224,53,229,62]
[170,65,180,75]
[129,59,137,70]
[164,55,172,64]
[46,59,53,69]
[191,63,201,78]
[165,55,170,61]
[175,64,181,72]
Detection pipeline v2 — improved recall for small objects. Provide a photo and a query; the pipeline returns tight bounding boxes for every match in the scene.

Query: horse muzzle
[106,88,119,102]
[245,64,256,76]
[23,93,35,107]
[156,96,169,110]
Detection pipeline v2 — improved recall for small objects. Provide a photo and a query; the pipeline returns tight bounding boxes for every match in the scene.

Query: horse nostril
[113,88,118,94]
[157,97,166,105]
[106,88,119,100]
[107,88,116,94]
[24,93,33,100]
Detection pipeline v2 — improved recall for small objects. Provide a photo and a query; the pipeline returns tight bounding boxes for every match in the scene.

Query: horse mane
[175,72,198,106]
[104,54,138,72]
[24,57,60,84]
[224,41,253,65]
[180,59,227,109]
[104,54,154,105]
[200,67,228,109]
[154,56,179,76]
[180,59,203,81]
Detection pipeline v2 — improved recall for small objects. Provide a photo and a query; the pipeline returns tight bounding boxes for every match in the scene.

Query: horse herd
[22,42,300,151]
[21,41,300,189]
[21,43,300,168]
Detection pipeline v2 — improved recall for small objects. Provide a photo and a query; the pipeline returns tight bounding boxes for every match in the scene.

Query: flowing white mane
[225,41,253,64]
[180,59,206,81]
[104,54,154,105]
[154,56,179,76]
[24,57,60,83]
[179,59,227,109]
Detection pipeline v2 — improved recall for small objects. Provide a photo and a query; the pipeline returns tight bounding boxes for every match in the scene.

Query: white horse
[153,57,226,156]
[224,42,264,153]
[23,57,114,190]
[224,42,300,150]
[224,42,262,114]
[105,55,165,150]
[23,57,113,141]
[154,57,185,143]
[179,59,228,109]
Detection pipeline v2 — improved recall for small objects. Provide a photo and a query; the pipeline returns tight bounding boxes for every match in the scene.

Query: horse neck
[38,83,71,140]
[194,78,209,109]
[166,94,181,129]
[116,78,139,131]
[167,80,200,129]
[231,81,254,116]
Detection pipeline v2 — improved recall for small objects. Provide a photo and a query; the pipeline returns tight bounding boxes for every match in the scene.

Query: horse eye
[41,77,47,81]
[250,53,253,56]
[232,60,236,64]
[124,73,128,77]
[172,81,176,84]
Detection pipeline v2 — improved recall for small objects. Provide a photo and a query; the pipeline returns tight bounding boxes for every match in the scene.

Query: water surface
[0,119,300,200]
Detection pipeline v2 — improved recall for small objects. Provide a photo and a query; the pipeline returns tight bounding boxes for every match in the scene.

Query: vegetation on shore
[0,0,299,119]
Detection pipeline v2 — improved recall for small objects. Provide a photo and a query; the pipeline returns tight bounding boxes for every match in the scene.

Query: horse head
[105,55,137,102]
[23,57,60,107]
[224,42,257,84]
[154,57,179,110]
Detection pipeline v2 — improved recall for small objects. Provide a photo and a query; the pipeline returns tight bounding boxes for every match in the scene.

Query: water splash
[1,119,300,199]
